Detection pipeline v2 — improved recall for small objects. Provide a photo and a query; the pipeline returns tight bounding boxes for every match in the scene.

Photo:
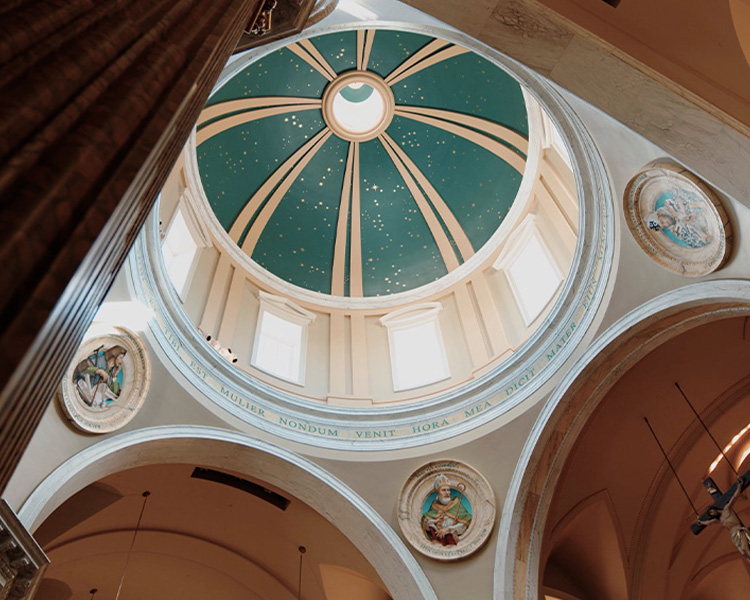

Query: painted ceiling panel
[198,111,326,230]
[252,136,349,294]
[311,30,358,74]
[392,53,529,137]
[196,28,531,298]
[206,48,328,105]
[359,140,447,296]
[366,30,434,79]
[389,115,523,250]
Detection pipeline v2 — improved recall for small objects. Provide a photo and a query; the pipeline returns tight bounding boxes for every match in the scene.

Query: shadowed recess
[191,467,291,510]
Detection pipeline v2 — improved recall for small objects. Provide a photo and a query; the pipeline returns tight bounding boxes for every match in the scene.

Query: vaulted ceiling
[196,29,529,297]
[543,316,750,600]
[36,464,390,600]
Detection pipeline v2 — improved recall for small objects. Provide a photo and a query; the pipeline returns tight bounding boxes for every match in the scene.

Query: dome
[195,29,530,298]
[138,24,612,449]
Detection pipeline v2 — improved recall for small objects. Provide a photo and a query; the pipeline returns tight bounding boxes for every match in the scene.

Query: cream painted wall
[4,1,750,599]
[533,0,750,128]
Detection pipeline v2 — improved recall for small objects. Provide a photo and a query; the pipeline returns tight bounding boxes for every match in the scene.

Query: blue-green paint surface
[311,30,358,75]
[198,111,325,231]
[389,115,522,251]
[197,29,530,297]
[340,83,375,103]
[252,136,348,294]
[359,140,447,296]
[207,48,327,105]
[366,30,434,79]
[393,52,528,137]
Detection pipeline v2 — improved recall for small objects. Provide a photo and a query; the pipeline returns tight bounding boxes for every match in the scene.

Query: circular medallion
[59,328,151,433]
[398,460,495,561]
[322,71,394,142]
[624,164,731,276]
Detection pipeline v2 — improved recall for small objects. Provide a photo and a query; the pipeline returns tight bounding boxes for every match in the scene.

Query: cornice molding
[131,22,615,451]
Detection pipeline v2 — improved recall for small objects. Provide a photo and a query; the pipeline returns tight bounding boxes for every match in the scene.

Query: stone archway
[19,425,436,600]
[494,279,750,600]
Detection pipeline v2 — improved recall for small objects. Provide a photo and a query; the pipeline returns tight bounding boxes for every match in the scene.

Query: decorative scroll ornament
[624,163,731,276]
[59,328,151,433]
[248,0,277,35]
[236,0,316,53]
[398,460,495,561]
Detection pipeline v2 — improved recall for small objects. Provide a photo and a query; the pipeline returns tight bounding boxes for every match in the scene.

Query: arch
[319,564,391,600]
[683,552,750,600]
[494,279,750,600]
[729,0,750,68]
[19,426,436,600]
[129,19,614,452]
[45,529,298,600]
[543,490,628,600]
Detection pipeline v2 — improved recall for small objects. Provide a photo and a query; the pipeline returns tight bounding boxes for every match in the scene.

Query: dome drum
[132,24,614,450]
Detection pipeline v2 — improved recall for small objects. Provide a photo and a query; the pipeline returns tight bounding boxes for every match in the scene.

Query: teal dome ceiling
[196,29,529,297]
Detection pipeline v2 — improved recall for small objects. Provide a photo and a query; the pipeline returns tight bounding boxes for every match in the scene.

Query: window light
[708,421,750,474]
[540,109,572,167]
[381,304,450,392]
[494,214,564,327]
[251,293,316,385]
[162,206,200,298]
[254,312,304,383]
[508,232,563,325]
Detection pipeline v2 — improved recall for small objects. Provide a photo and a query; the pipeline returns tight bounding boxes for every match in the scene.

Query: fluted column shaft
[0,0,263,492]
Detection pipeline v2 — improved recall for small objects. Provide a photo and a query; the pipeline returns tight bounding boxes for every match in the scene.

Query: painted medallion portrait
[399,461,494,561]
[421,474,472,546]
[624,163,731,276]
[73,344,128,409]
[60,328,150,433]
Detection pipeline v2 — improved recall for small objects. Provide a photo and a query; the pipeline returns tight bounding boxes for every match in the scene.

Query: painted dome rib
[394,105,528,157]
[288,40,337,81]
[331,141,356,296]
[380,132,473,261]
[206,47,328,104]
[356,29,376,71]
[197,97,321,130]
[383,38,451,84]
[387,44,469,87]
[198,28,532,297]
[197,103,322,147]
[379,133,461,272]
[228,127,330,241]
[241,130,333,256]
